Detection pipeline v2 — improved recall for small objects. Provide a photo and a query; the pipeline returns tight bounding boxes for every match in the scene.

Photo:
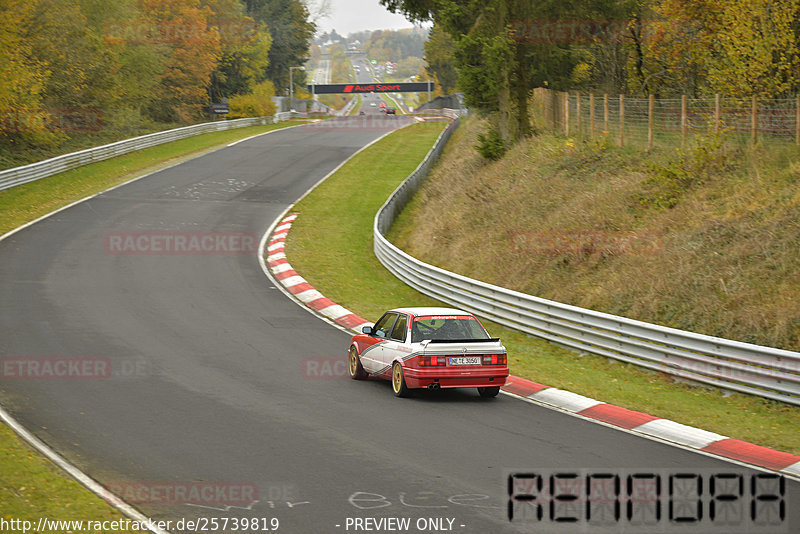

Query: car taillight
[418,355,447,367]
[482,354,507,365]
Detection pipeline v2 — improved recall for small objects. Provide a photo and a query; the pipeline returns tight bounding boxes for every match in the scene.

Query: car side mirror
[362,326,373,335]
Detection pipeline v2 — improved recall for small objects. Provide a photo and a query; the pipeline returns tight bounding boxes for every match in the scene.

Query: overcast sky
[314,0,420,36]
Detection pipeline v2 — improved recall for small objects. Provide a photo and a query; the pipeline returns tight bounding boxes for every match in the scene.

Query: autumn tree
[245,0,315,95]
[366,28,426,63]
[27,0,124,114]
[567,0,646,95]
[647,0,800,98]
[137,0,222,121]
[424,25,457,94]
[382,0,539,140]
[0,0,47,148]
[227,80,277,117]
[205,0,272,102]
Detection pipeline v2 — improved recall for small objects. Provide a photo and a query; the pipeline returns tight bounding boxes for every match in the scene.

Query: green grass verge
[0,119,302,528]
[348,95,363,116]
[285,120,800,456]
[0,424,146,533]
[0,121,303,236]
[286,122,447,322]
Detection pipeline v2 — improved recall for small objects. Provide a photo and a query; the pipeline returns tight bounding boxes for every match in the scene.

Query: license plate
[448,356,481,366]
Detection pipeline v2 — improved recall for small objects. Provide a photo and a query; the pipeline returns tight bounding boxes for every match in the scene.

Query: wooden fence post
[576,92,581,137]
[681,95,687,147]
[564,92,570,137]
[619,94,625,147]
[751,95,757,144]
[795,95,799,147]
[604,94,609,133]
[590,93,595,140]
[715,94,720,134]
[648,94,654,150]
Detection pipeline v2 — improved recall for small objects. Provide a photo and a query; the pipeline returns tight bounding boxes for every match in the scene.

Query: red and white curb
[504,376,800,477]
[267,213,800,480]
[266,213,371,331]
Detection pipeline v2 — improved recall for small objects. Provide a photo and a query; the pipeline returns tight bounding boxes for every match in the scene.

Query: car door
[360,312,397,374]
[374,313,409,375]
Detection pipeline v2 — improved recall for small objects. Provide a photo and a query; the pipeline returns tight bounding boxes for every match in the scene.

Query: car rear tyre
[392,362,410,397]
[478,386,501,398]
[348,346,367,380]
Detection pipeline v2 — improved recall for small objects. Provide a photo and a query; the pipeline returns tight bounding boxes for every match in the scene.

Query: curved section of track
[1,118,797,533]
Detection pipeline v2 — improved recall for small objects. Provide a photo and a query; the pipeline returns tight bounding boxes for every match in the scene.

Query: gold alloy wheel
[392,362,409,397]
[349,346,366,379]
[392,364,402,393]
[349,348,358,376]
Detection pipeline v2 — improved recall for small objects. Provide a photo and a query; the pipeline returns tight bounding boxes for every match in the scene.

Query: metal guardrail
[374,111,800,405]
[411,108,464,120]
[0,113,294,192]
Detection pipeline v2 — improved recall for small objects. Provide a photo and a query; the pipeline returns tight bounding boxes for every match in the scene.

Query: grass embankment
[286,118,799,455]
[0,120,301,529]
[391,117,800,352]
[0,121,302,236]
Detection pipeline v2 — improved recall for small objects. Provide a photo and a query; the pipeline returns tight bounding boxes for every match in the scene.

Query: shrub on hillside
[476,127,507,160]
[228,81,277,119]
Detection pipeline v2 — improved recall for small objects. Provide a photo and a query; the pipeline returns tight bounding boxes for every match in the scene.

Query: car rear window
[410,315,489,343]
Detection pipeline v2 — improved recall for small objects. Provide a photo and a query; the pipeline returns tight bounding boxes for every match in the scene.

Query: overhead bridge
[308,82,434,95]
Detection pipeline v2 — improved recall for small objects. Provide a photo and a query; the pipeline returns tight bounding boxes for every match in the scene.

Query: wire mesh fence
[533,88,800,149]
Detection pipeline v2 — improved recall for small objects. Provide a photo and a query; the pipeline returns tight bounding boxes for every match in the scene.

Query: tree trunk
[513,40,531,138]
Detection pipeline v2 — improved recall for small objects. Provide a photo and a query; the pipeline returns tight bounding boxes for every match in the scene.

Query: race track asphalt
[1,119,797,533]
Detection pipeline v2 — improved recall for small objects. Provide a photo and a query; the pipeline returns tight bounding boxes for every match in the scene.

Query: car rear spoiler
[426,338,500,343]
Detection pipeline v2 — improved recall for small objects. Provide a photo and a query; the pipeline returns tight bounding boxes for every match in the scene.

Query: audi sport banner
[308,82,432,94]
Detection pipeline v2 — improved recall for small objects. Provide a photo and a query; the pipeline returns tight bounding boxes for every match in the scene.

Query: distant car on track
[348,307,509,398]
[385,107,396,115]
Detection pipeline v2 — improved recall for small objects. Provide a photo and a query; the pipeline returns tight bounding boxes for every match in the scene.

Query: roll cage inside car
[370,312,490,343]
